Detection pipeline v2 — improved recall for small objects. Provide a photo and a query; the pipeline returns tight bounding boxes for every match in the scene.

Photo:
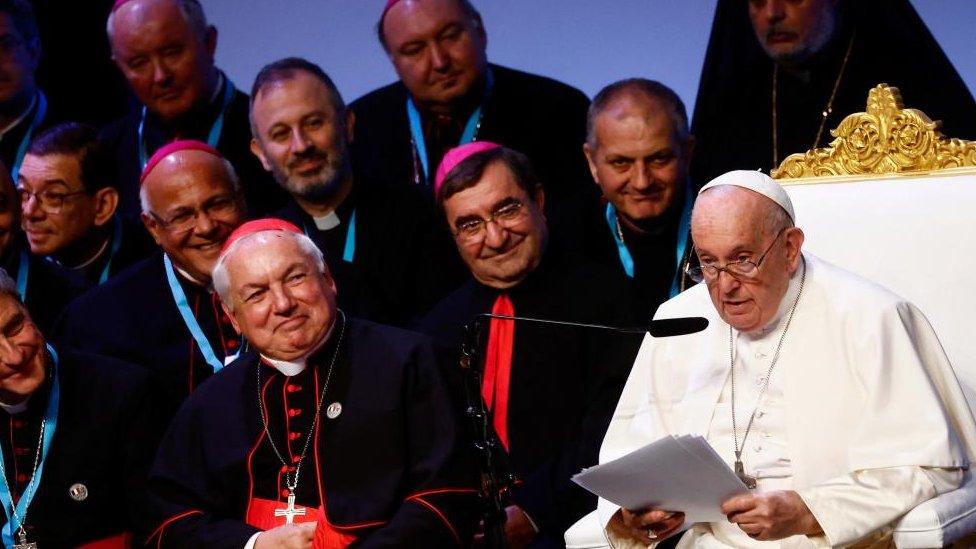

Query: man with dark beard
[249,58,464,325]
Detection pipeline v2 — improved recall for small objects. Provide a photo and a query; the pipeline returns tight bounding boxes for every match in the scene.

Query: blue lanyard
[604,187,694,298]
[15,248,28,300]
[302,209,357,264]
[98,216,124,285]
[406,71,493,185]
[137,79,235,169]
[163,255,224,374]
[9,91,48,182]
[0,343,60,546]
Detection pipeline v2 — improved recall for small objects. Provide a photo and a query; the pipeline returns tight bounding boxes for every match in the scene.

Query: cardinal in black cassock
[145,218,479,548]
[690,0,976,185]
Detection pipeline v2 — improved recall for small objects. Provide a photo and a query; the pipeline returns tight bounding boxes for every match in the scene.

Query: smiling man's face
[140,150,245,283]
[222,233,337,361]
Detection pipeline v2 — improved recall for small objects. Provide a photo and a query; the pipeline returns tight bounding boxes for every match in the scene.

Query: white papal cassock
[598,253,976,548]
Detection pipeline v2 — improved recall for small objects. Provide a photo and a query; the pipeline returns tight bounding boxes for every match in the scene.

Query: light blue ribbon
[14,248,28,301]
[406,71,493,186]
[302,209,357,264]
[163,255,224,374]
[138,78,236,169]
[10,91,48,183]
[97,216,124,285]
[0,343,60,546]
[604,186,694,298]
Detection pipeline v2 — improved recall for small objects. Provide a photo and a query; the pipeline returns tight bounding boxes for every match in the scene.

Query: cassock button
[326,402,342,419]
[16,473,28,483]
[281,489,290,498]
[227,339,239,349]
[291,455,301,463]
[69,483,88,502]
[286,384,301,393]
[288,408,301,417]
[754,445,763,453]
[280,465,289,473]
[289,432,302,441]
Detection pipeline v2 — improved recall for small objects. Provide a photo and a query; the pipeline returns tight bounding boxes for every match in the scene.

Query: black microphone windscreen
[646,317,709,338]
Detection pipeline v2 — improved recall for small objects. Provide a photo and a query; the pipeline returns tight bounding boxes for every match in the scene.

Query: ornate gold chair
[564,85,976,548]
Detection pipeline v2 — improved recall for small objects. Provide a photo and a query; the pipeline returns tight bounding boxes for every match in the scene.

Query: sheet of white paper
[573,435,749,523]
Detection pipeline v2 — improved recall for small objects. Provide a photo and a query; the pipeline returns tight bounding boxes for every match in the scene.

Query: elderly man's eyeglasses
[453,200,526,242]
[685,229,786,283]
[148,195,241,235]
[19,187,89,214]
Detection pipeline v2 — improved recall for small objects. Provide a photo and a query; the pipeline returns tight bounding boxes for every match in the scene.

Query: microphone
[474,313,708,338]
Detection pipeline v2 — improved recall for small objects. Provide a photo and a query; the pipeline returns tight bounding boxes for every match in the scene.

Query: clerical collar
[739,255,806,340]
[173,262,209,288]
[0,396,28,415]
[312,210,341,231]
[0,93,37,140]
[260,320,335,376]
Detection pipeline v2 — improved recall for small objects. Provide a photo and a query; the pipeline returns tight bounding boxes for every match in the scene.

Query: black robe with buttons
[0,345,165,546]
[145,316,479,548]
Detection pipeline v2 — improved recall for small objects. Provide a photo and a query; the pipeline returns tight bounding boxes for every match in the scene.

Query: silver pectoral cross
[273,490,307,525]
[734,460,758,489]
[13,527,36,549]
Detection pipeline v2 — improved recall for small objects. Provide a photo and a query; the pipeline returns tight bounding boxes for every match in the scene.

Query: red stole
[482,294,515,450]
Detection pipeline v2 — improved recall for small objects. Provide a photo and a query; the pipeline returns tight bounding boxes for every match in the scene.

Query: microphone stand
[458,312,707,548]
[460,318,513,549]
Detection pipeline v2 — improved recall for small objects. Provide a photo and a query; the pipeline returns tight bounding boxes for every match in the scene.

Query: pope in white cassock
[599,170,976,548]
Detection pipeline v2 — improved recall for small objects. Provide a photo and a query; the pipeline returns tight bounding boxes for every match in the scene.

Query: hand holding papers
[572,435,749,523]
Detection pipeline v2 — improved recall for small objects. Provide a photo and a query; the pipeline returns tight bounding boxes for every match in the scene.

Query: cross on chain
[274,490,307,525]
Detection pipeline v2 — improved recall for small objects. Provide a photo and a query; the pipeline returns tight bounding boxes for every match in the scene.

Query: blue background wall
[205,1,975,121]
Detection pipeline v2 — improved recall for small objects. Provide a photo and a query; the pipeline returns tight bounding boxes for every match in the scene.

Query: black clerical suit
[0,345,164,546]
[100,74,290,218]
[690,0,976,185]
[146,316,479,548]
[272,182,465,326]
[550,191,696,319]
[1,236,84,334]
[351,64,590,211]
[417,250,643,547]
[53,252,239,420]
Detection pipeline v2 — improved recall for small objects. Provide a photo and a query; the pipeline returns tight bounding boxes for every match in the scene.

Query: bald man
[351,0,590,211]
[553,79,697,318]
[54,140,247,419]
[596,170,972,548]
[102,0,287,217]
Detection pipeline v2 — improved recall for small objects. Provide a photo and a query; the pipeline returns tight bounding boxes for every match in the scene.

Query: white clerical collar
[173,261,209,288]
[209,72,226,105]
[260,320,335,376]
[312,210,341,231]
[0,93,37,139]
[738,255,806,340]
[0,395,29,415]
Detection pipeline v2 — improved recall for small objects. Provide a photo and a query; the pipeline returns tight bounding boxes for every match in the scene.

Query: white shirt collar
[260,320,335,377]
[312,210,341,231]
[0,396,29,415]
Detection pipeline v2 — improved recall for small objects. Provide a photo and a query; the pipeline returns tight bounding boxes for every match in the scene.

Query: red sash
[312,505,358,549]
[77,532,132,548]
[482,294,515,450]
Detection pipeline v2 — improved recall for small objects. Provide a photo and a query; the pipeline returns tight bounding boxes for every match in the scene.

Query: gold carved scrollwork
[772,84,976,179]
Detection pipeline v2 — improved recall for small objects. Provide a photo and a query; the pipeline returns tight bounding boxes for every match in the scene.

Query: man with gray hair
[553,78,697,317]
[145,218,478,548]
[54,140,247,421]
[102,0,287,217]
[0,267,164,547]
[595,170,974,547]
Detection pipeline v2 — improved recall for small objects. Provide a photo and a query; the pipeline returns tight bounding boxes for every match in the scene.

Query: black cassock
[0,345,164,546]
[417,250,643,547]
[100,75,290,218]
[272,183,465,326]
[145,316,479,548]
[0,90,56,174]
[690,0,976,186]
[1,236,84,334]
[53,215,157,290]
[350,64,591,211]
[53,253,239,420]
[550,191,695,320]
